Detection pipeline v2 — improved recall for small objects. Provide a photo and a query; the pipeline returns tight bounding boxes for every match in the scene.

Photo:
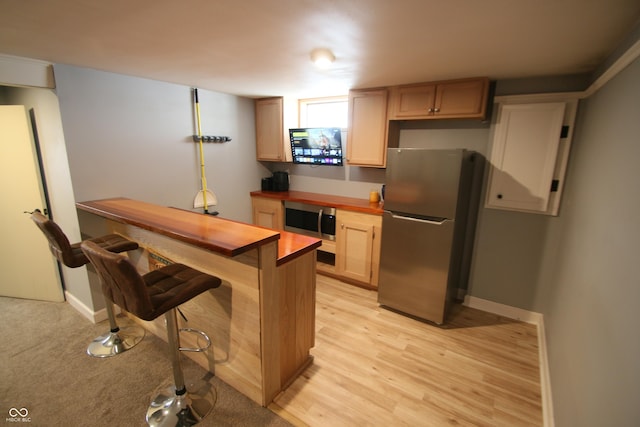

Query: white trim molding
[494,38,640,104]
[65,290,113,324]
[463,295,542,324]
[464,296,554,427]
[583,39,640,98]
[0,54,55,88]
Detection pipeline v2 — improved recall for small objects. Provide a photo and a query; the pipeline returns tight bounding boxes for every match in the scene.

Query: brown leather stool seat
[81,240,222,427]
[32,212,138,268]
[30,210,144,357]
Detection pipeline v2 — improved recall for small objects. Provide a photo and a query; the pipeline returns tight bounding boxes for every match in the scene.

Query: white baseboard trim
[64,291,110,324]
[463,295,542,324]
[463,296,554,427]
[536,315,555,427]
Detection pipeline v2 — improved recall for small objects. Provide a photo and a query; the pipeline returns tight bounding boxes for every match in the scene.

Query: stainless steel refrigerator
[378,148,483,324]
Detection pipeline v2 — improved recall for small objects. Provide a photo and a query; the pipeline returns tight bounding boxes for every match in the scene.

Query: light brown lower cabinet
[250,196,382,288]
[335,209,382,288]
[251,196,284,230]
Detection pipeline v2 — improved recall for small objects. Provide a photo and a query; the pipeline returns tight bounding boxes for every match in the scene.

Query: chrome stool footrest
[178,328,211,353]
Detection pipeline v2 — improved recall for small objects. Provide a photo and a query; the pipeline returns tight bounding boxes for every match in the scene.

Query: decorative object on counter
[192,88,218,216]
[271,171,289,191]
[261,176,273,191]
[260,171,289,191]
[29,210,144,357]
[369,190,380,203]
[80,240,223,427]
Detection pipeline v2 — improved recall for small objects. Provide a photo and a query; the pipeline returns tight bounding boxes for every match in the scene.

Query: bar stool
[30,211,145,357]
[80,240,222,427]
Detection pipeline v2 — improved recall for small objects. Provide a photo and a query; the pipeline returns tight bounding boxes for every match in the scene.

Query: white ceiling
[1,0,639,98]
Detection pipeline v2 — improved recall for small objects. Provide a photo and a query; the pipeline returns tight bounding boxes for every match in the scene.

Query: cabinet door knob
[434,108,440,113]
[497,194,503,199]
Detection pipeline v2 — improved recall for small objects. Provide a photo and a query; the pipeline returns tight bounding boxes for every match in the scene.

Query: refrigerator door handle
[389,213,449,225]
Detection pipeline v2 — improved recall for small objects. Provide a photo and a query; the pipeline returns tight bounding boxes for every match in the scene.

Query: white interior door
[0,105,64,301]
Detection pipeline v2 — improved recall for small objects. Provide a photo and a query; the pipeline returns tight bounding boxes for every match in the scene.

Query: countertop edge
[276,235,322,267]
[250,190,384,215]
[77,199,321,264]
[77,199,280,257]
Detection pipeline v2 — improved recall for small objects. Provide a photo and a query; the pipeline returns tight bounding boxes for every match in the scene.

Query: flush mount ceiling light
[310,48,335,68]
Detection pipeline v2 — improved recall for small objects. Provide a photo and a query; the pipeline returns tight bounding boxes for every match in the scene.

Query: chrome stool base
[86,325,145,358]
[146,382,216,427]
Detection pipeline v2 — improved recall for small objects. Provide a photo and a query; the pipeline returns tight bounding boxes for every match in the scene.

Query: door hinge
[550,179,560,192]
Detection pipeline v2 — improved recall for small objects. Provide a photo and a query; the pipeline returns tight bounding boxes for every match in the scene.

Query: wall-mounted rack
[192,135,232,143]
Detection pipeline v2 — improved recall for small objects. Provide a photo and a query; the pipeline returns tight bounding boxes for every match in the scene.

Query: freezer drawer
[378,212,455,324]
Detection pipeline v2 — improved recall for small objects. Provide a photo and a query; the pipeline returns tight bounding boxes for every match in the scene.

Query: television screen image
[289,128,343,166]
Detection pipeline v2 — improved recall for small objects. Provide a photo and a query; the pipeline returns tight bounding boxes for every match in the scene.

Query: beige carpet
[0,296,292,427]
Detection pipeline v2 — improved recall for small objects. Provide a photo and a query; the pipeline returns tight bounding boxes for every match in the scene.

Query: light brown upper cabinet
[255,97,296,162]
[346,88,389,167]
[255,97,284,161]
[388,77,490,120]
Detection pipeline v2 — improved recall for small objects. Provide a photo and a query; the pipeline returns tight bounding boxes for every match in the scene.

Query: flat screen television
[289,128,343,166]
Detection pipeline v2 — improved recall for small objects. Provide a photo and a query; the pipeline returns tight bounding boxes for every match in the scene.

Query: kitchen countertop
[77,197,321,264]
[250,190,384,215]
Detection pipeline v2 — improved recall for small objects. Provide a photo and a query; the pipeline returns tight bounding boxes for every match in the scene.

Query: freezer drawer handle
[390,214,448,225]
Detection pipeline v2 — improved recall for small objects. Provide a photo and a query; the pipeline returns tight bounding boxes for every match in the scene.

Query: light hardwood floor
[270,274,542,426]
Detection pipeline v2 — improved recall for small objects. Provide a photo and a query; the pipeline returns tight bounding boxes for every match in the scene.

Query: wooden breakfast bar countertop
[76,197,320,407]
[76,197,321,264]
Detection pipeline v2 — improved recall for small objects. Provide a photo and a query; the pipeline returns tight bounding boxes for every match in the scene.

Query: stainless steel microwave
[284,201,336,241]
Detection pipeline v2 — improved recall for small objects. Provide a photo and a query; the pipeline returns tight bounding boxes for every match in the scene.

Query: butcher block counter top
[77,197,320,264]
[250,190,384,215]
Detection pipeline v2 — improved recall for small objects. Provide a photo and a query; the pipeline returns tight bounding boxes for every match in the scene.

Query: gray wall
[537,57,640,426]
[54,64,269,223]
[54,64,270,310]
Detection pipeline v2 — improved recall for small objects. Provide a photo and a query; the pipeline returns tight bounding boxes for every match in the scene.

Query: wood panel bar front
[76,198,319,407]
